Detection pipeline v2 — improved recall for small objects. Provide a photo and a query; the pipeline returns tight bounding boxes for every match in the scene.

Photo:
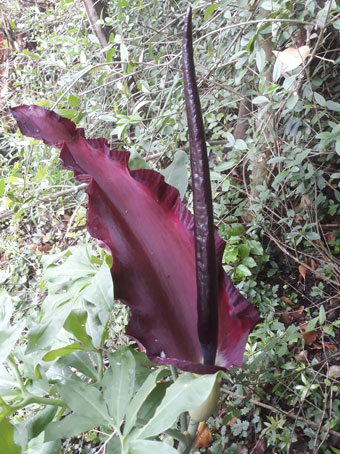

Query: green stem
[169,366,188,434]
[96,350,104,382]
[1,394,66,418]
[8,354,27,395]
[0,396,11,412]
[169,365,178,382]
[164,429,189,447]
[184,419,199,454]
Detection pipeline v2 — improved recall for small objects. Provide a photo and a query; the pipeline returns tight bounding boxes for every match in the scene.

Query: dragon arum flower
[10,8,260,375]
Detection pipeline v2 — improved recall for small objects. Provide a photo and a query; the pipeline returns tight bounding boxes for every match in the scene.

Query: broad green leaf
[236,264,252,277]
[242,257,257,268]
[272,55,282,82]
[129,151,149,171]
[103,348,135,427]
[28,245,113,352]
[0,418,21,454]
[135,373,220,439]
[256,48,265,73]
[42,343,85,361]
[215,161,236,172]
[130,350,160,388]
[106,48,116,62]
[44,414,100,441]
[305,231,320,241]
[58,351,100,381]
[68,94,79,107]
[124,368,166,435]
[223,247,238,263]
[248,240,263,255]
[0,290,25,362]
[161,150,188,200]
[106,436,122,454]
[286,94,298,111]
[26,299,74,353]
[319,305,326,325]
[290,148,310,166]
[252,96,269,105]
[336,140,340,156]
[229,225,245,236]
[43,245,95,288]
[204,4,219,21]
[304,316,318,332]
[130,440,178,454]
[82,261,114,348]
[314,92,326,106]
[63,309,93,347]
[25,405,58,440]
[326,100,340,112]
[54,108,77,119]
[0,179,5,197]
[136,382,169,425]
[120,42,128,61]
[41,439,61,454]
[56,380,111,423]
[0,363,18,399]
[234,139,247,151]
[267,156,286,164]
[238,244,250,259]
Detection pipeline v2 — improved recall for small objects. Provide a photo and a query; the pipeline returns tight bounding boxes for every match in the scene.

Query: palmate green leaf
[134,372,220,440]
[124,368,167,435]
[102,348,135,428]
[44,414,100,442]
[0,418,21,454]
[130,440,178,454]
[0,290,25,363]
[161,150,188,200]
[56,380,111,424]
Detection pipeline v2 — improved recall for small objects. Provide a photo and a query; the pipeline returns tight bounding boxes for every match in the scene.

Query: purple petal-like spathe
[11,105,260,373]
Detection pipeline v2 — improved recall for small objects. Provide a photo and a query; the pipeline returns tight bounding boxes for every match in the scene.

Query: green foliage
[0,242,224,453]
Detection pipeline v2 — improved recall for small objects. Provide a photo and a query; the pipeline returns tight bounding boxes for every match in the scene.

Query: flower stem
[184,419,199,454]
[169,365,188,436]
